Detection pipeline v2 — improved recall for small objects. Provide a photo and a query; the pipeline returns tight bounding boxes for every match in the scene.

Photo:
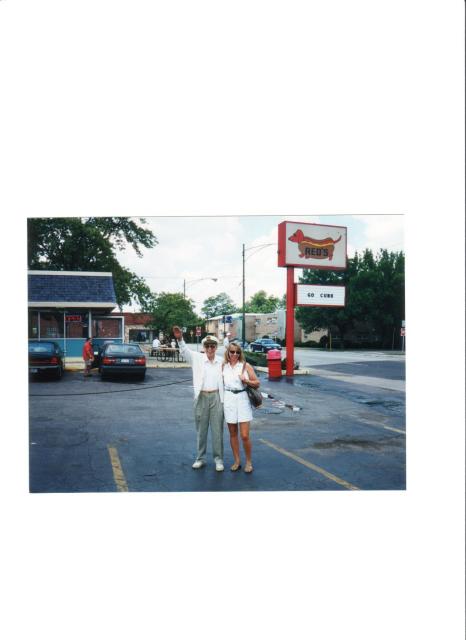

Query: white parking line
[305,368,405,392]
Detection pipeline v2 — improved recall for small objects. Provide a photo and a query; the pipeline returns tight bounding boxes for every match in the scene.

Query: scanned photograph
[28,215,405,492]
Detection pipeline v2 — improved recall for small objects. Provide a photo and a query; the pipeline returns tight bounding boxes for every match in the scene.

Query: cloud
[116,214,404,312]
[352,214,404,255]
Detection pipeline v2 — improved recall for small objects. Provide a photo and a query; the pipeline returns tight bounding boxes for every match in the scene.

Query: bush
[281,357,300,371]
[293,340,320,348]
[245,352,267,367]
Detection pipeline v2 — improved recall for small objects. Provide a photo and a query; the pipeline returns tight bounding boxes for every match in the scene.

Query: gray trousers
[194,392,224,463]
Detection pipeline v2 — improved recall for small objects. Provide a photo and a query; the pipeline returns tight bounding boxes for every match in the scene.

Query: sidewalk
[64,357,190,371]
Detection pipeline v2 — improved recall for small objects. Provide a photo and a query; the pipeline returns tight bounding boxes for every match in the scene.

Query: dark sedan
[99,343,147,381]
[29,341,65,380]
[92,340,117,369]
[249,338,282,353]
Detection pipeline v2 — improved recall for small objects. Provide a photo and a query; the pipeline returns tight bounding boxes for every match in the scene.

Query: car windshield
[29,343,55,353]
[106,344,142,355]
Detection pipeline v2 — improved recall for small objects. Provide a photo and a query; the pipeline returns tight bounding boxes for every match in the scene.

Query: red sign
[65,315,82,322]
[195,327,201,337]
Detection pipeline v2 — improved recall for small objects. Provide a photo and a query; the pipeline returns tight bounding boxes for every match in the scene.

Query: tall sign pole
[286,267,295,376]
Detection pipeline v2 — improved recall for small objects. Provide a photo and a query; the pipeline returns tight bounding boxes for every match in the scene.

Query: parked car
[229,338,249,350]
[93,340,117,369]
[249,338,282,353]
[99,343,146,381]
[29,341,64,380]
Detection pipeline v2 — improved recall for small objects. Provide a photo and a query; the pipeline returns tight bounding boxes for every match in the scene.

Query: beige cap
[201,335,218,346]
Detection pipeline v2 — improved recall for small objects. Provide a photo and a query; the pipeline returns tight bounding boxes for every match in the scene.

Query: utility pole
[242,243,246,347]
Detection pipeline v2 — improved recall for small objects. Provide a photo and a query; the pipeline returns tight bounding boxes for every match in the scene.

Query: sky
[117,214,404,313]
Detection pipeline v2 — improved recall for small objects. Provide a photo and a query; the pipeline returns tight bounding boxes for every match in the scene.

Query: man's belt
[225,388,246,394]
[200,389,219,394]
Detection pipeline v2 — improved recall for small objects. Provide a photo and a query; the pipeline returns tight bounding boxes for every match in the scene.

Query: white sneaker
[192,460,206,469]
[215,461,224,472]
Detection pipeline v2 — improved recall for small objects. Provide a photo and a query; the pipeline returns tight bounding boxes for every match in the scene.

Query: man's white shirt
[178,339,224,402]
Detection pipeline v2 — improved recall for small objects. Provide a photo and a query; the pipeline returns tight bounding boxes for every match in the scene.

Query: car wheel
[55,366,63,380]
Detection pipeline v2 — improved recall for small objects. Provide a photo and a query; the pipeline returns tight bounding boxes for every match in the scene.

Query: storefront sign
[278,221,347,269]
[295,284,346,307]
[65,315,82,322]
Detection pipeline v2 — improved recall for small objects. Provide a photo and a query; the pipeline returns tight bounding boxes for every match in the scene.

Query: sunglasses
[229,350,240,354]
[204,344,217,349]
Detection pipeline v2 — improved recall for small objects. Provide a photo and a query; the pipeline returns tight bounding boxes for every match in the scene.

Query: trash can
[267,349,282,379]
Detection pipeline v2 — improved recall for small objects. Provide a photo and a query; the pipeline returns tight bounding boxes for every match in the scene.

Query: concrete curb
[255,366,311,376]
[64,360,191,372]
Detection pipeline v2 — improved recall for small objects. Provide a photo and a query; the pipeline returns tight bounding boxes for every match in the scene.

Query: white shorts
[224,389,253,424]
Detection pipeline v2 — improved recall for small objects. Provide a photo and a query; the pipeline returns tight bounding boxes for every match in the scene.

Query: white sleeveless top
[223,361,249,391]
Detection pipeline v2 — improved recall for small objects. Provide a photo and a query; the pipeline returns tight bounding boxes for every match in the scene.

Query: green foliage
[296,249,405,348]
[245,352,267,367]
[280,357,299,371]
[244,290,281,313]
[145,292,200,336]
[201,292,236,318]
[27,217,157,309]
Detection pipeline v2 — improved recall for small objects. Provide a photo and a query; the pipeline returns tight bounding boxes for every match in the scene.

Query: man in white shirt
[152,337,161,349]
[223,333,230,348]
[173,325,224,471]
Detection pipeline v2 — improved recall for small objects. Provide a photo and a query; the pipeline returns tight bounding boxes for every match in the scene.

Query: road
[29,350,405,493]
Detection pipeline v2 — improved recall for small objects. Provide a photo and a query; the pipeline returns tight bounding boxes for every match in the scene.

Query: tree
[296,249,405,348]
[201,293,236,318]
[145,293,200,336]
[27,217,158,309]
[244,290,281,313]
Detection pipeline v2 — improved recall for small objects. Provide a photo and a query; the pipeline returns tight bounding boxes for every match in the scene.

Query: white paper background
[0,1,464,639]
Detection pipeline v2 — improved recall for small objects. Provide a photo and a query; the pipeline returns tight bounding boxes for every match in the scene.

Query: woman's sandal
[230,462,242,472]
[244,462,254,473]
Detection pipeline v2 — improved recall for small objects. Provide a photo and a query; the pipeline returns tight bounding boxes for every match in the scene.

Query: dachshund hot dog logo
[288,229,342,260]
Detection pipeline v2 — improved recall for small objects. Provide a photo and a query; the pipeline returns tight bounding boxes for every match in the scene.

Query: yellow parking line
[107,446,129,492]
[259,438,360,491]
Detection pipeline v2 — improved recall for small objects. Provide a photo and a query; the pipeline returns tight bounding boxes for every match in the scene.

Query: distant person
[173,326,225,471]
[222,342,259,473]
[223,333,230,348]
[82,337,94,378]
[152,336,161,349]
[170,339,176,349]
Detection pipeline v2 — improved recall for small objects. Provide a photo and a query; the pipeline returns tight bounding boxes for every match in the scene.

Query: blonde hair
[223,343,246,365]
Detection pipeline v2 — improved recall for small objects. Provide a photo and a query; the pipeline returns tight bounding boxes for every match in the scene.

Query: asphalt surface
[29,356,406,493]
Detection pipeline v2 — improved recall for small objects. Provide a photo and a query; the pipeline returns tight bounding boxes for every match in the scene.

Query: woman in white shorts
[222,343,260,473]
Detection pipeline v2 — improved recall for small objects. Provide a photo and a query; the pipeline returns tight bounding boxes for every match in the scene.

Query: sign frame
[278,220,347,270]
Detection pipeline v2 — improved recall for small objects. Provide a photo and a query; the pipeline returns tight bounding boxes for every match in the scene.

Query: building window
[29,310,39,338]
[39,311,64,338]
[129,329,150,343]
[93,317,122,339]
[65,312,89,338]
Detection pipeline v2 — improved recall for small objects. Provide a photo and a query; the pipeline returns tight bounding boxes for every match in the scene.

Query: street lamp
[242,242,276,346]
[183,277,218,298]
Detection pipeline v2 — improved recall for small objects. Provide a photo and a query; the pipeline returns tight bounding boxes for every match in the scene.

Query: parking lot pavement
[29,366,405,493]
